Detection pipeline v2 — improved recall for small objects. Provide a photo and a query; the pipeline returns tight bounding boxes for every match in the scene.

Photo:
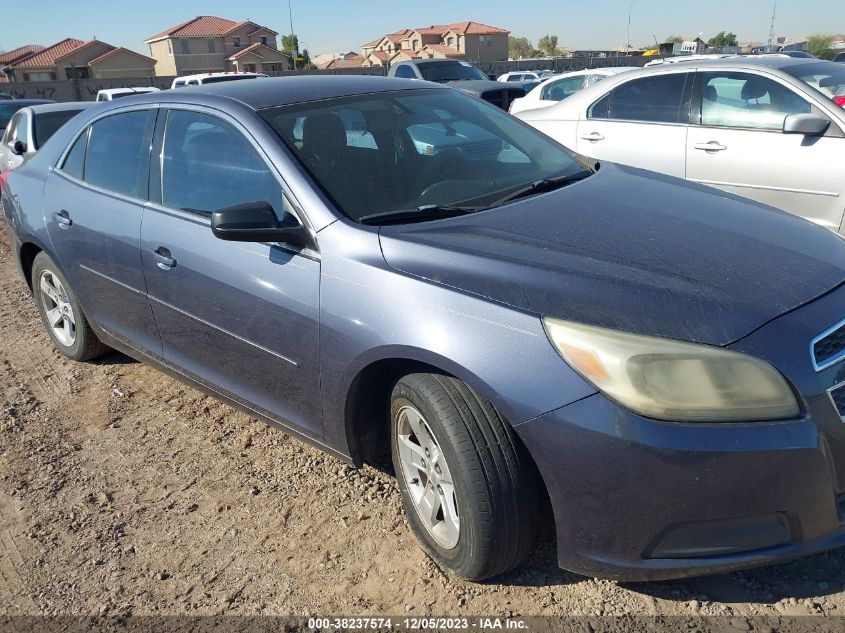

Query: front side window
[161,109,284,216]
[591,73,689,123]
[542,76,586,101]
[700,72,812,130]
[85,110,156,198]
[261,88,584,222]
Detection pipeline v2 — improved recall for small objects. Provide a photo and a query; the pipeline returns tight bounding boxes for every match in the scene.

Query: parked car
[515,57,845,232]
[96,87,161,102]
[0,99,53,135]
[509,67,639,115]
[171,72,268,89]
[0,102,93,173]
[0,93,14,101]
[764,51,817,59]
[834,52,845,63]
[497,71,541,83]
[388,60,524,110]
[8,76,845,583]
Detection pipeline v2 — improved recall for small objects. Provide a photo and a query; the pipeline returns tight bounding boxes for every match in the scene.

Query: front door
[575,71,692,178]
[140,107,322,436]
[43,108,162,356]
[686,70,845,231]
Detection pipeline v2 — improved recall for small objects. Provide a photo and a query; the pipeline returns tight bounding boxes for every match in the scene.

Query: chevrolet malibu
[5,76,845,582]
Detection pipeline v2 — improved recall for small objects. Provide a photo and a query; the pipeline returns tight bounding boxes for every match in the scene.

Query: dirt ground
[1,220,845,624]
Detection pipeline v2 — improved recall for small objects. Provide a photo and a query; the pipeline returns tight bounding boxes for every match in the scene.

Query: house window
[64,66,90,79]
[207,39,216,53]
[23,71,55,81]
[260,36,267,46]
[167,40,172,54]
[233,36,241,48]
[413,40,419,50]
[180,39,189,54]
[447,37,455,46]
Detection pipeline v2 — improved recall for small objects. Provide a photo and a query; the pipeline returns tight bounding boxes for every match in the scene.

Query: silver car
[515,56,845,233]
[0,102,92,173]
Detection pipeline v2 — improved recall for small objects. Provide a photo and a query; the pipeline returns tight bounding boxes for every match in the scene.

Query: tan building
[0,45,45,83]
[361,21,509,66]
[145,16,288,76]
[3,38,156,82]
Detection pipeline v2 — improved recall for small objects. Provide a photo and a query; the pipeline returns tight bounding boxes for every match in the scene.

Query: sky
[2,0,844,57]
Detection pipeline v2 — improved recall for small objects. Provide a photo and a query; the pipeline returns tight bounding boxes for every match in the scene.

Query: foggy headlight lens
[543,317,799,422]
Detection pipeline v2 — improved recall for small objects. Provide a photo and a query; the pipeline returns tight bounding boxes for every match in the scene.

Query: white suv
[515,56,845,232]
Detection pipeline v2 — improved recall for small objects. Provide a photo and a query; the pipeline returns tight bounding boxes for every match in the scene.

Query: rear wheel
[31,252,108,361]
[391,373,537,580]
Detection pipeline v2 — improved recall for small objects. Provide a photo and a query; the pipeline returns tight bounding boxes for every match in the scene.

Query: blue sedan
[4,76,845,581]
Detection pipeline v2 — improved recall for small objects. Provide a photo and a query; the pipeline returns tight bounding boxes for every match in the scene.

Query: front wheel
[31,252,108,361]
[391,373,538,581]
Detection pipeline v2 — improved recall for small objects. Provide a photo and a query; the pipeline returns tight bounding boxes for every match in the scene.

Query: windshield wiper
[359,204,481,226]
[488,171,593,208]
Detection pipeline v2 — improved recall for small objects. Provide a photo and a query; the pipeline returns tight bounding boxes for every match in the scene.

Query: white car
[171,72,268,89]
[509,67,639,115]
[515,56,845,233]
[96,87,161,102]
[0,102,93,173]
[497,71,541,84]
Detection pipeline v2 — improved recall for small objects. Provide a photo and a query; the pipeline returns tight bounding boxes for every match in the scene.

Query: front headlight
[543,317,800,422]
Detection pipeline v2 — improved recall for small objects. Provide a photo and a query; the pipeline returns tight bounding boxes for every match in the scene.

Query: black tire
[31,252,108,362]
[390,372,537,581]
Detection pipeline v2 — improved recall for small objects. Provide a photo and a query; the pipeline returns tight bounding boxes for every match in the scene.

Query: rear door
[575,71,693,177]
[140,107,322,436]
[686,69,845,231]
[43,107,162,355]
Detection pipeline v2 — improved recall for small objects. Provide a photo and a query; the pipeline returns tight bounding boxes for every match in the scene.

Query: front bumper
[515,283,845,581]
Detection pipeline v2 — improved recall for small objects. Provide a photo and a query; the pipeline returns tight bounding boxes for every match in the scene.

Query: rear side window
[33,110,82,149]
[84,110,156,198]
[592,73,689,123]
[160,109,284,216]
[394,65,416,79]
[61,129,88,179]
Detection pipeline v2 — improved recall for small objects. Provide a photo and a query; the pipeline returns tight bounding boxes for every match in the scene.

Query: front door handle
[580,132,605,142]
[54,210,72,229]
[153,247,176,270]
[693,141,727,152]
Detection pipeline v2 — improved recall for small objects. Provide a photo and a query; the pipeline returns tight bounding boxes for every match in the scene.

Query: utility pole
[288,0,297,70]
[767,2,777,51]
[626,0,638,54]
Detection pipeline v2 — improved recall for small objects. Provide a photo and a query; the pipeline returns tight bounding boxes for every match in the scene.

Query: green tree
[807,34,835,60]
[537,34,559,56]
[707,31,738,47]
[508,36,536,59]
[665,35,684,44]
[281,34,299,56]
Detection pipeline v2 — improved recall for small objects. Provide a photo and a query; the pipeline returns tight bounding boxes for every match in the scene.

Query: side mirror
[211,201,313,249]
[783,113,830,137]
[11,140,26,155]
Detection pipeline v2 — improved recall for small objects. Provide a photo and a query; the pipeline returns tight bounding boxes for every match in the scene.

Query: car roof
[99,87,159,94]
[645,54,822,70]
[3,99,54,106]
[132,75,444,110]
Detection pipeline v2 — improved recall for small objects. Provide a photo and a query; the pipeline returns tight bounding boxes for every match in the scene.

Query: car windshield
[0,103,23,129]
[418,62,488,83]
[783,61,845,101]
[260,88,588,223]
[33,109,83,149]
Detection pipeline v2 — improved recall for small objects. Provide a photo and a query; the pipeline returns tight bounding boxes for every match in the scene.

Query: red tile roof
[146,16,277,42]
[13,38,86,67]
[361,38,382,48]
[0,45,45,66]
[324,56,364,69]
[414,25,450,36]
[53,39,115,63]
[88,47,157,66]
[369,50,391,61]
[423,44,464,58]
[228,42,288,61]
[444,21,509,35]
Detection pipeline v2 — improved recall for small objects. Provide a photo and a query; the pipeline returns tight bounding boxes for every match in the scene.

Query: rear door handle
[153,247,176,270]
[693,141,727,152]
[54,210,72,228]
[580,132,605,142]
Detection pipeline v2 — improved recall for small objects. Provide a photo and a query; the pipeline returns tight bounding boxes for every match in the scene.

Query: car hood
[378,163,845,346]
[446,80,513,95]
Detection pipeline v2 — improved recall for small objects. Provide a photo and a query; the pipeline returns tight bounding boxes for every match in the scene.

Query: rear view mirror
[211,201,313,249]
[783,113,830,136]
[11,140,26,155]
